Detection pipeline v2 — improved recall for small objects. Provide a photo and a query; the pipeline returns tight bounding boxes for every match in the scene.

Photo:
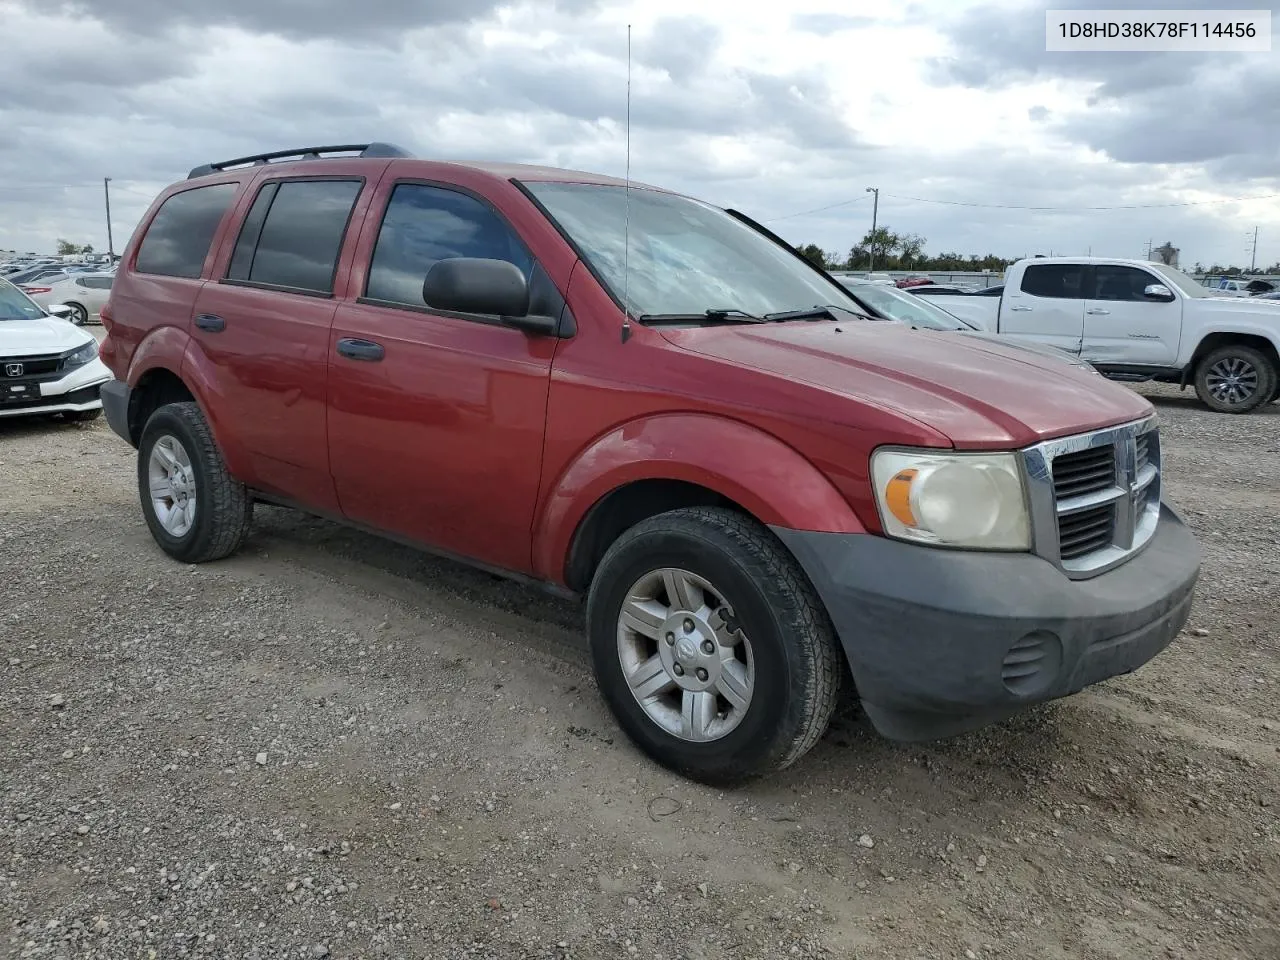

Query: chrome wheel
[148,434,197,537]
[67,303,88,326]
[1205,356,1259,406]
[616,568,755,743]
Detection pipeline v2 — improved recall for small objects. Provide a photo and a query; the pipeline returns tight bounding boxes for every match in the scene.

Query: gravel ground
[1,382,1277,960]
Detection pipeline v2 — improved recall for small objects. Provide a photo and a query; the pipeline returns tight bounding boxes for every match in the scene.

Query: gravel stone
[0,378,1275,960]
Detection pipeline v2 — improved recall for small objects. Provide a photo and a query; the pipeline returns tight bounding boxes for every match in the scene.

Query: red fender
[533,413,865,584]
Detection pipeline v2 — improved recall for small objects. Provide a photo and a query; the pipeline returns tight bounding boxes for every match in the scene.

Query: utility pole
[1145,238,1153,260]
[865,186,879,274]
[103,177,115,260]
[1250,226,1258,272]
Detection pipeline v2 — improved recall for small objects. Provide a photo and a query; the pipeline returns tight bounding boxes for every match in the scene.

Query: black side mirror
[423,258,530,317]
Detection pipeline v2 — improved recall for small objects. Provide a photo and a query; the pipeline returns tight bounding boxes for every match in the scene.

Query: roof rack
[186,142,415,179]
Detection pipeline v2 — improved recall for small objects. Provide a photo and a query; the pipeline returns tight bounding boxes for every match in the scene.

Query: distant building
[1153,242,1179,267]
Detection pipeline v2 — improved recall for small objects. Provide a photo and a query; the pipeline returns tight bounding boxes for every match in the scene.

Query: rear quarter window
[135,183,239,279]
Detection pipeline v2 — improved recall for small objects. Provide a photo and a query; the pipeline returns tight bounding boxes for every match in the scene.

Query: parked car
[22,272,114,325]
[909,283,1004,300]
[98,142,1200,784]
[7,266,68,287]
[924,257,1280,412]
[1208,277,1275,297]
[0,278,111,421]
[837,276,1102,373]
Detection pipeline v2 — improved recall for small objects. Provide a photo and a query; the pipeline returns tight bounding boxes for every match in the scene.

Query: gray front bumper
[773,505,1201,740]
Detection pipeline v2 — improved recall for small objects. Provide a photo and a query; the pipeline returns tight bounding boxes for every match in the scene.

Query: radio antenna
[620,23,633,344]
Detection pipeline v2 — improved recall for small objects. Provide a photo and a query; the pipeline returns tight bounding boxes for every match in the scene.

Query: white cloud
[1,0,1278,270]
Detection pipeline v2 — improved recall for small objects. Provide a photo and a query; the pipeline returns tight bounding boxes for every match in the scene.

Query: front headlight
[63,339,98,369]
[870,448,1031,550]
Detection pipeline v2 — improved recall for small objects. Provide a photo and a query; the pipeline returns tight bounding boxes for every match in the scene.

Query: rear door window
[227,179,363,294]
[1020,263,1086,299]
[135,183,238,279]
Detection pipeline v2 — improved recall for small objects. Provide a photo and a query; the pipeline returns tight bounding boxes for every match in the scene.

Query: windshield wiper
[763,304,871,322]
[639,308,766,325]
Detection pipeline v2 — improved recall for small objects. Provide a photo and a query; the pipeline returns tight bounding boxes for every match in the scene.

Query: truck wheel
[586,507,842,785]
[137,401,253,563]
[1194,345,1277,414]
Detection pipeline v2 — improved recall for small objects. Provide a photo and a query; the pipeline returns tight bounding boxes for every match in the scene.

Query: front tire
[64,408,101,422]
[137,401,253,563]
[1194,345,1276,413]
[587,507,842,785]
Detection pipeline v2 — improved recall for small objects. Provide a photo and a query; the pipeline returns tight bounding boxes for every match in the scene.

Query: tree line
[792,228,1280,277]
[794,227,1013,273]
[56,239,96,256]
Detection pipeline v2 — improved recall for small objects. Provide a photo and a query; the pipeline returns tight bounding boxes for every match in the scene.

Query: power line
[764,194,869,222]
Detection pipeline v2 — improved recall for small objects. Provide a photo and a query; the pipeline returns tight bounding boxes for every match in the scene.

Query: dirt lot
[1,383,1277,960]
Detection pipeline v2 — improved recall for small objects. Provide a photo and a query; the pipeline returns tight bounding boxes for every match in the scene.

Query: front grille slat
[1057,502,1116,559]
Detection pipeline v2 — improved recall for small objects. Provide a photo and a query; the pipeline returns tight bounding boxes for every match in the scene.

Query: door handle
[1008,305,1032,312]
[194,314,225,332]
[336,338,385,362]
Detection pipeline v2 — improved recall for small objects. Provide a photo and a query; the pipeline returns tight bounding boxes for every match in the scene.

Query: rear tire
[586,506,842,785]
[137,401,252,563]
[65,302,88,326]
[1193,345,1276,413]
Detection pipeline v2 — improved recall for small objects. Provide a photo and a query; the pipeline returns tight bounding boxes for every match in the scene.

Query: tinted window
[77,276,114,290]
[237,179,362,293]
[366,184,533,307]
[1020,264,1086,299]
[135,183,237,278]
[227,183,279,281]
[1093,265,1161,302]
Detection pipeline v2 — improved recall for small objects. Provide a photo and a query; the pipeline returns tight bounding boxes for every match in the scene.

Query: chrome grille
[1021,417,1161,578]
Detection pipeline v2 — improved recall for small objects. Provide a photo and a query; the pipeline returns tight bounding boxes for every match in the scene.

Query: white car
[21,272,114,326]
[0,278,112,421]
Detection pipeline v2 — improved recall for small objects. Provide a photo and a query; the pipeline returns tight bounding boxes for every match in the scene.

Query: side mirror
[46,303,74,320]
[423,258,530,318]
[1143,283,1175,302]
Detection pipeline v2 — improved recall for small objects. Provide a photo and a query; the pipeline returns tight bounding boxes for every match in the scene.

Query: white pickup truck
[926,257,1280,413]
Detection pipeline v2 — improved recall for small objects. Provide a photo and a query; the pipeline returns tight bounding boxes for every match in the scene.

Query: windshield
[1147,263,1209,298]
[523,181,864,319]
[840,281,975,330]
[0,279,48,321]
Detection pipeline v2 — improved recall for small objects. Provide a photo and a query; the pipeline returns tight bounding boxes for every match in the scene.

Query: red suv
[99,143,1200,783]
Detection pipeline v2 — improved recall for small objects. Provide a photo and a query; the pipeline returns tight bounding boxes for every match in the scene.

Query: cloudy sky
[2,0,1278,269]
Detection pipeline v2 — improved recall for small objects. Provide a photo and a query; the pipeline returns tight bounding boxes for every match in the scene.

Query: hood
[0,316,95,356]
[956,329,1095,368]
[663,321,1151,449]
[1193,296,1280,319]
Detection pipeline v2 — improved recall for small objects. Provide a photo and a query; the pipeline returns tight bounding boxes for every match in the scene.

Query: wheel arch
[535,413,866,590]
[1184,331,1280,384]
